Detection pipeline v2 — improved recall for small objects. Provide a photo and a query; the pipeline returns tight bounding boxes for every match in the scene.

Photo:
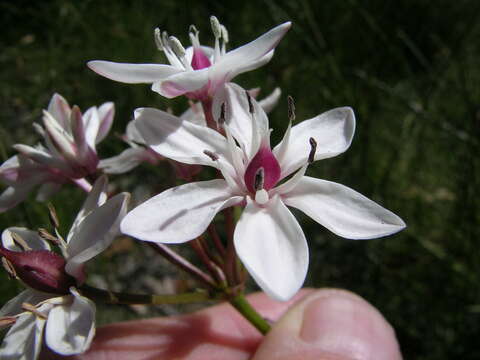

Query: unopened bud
[0,246,76,294]
[308,137,317,163]
[210,16,221,38]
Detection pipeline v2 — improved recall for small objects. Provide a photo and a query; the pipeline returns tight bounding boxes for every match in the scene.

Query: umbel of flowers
[0,16,405,359]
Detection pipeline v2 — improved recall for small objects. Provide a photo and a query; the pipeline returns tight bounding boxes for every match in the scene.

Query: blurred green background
[1,0,480,358]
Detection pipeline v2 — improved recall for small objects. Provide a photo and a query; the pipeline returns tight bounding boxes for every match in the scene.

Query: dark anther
[254,167,265,191]
[203,150,219,161]
[219,103,226,125]
[287,95,295,122]
[308,137,317,164]
[246,91,254,114]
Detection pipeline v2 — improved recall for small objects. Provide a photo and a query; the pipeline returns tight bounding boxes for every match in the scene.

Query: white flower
[121,83,406,301]
[0,176,129,358]
[88,16,290,100]
[0,94,115,212]
[99,87,281,177]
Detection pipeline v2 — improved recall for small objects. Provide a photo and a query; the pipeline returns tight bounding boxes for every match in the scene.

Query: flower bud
[0,246,76,294]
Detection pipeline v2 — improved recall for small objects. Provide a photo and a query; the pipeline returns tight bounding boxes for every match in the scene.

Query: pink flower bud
[0,246,76,294]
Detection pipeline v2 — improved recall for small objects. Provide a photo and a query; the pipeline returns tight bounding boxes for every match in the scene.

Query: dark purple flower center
[244,146,281,193]
[191,48,212,70]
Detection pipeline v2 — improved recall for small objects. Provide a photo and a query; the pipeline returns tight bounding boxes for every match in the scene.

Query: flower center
[244,146,281,194]
[191,48,211,70]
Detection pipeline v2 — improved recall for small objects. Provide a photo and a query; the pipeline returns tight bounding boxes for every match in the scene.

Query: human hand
[43,289,402,360]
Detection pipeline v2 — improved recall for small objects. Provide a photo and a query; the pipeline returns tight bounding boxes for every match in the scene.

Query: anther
[169,36,186,58]
[254,167,265,191]
[22,302,47,320]
[0,316,17,327]
[48,203,60,229]
[287,95,296,122]
[210,16,222,38]
[154,28,163,50]
[2,257,17,278]
[308,137,317,163]
[11,233,31,251]
[218,103,226,125]
[220,25,229,43]
[38,228,60,245]
[203,150,219,161]
[189,24,199,36]
[246,91,254,114]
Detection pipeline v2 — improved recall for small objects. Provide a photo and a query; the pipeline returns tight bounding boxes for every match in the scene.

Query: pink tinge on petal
[191,47,212,70]
[244,146,281,193]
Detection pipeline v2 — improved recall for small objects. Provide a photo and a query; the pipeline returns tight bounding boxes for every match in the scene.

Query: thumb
[253,289,402,360]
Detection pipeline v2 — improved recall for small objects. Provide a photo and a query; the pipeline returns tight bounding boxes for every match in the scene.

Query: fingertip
[253,289,402,360]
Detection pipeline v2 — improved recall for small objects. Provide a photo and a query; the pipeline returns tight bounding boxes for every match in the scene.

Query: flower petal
[65,192,129,279]
[258,86,282,114]
[273,107,356,178]
[0,290,50,318]
[121,180,242,243]
[210,22,291,82]
[95,102,115,144]
[283,176,406,239]
[87,61,181,84]
[134,107,234,172]
[2,227,51,251]
[47,93,71,130]
[234,196,308,301]
[153,68,210,98]
[45,288,96,355]
[99,147,151,174]
[0,183,38,213]
[0,312,46,360]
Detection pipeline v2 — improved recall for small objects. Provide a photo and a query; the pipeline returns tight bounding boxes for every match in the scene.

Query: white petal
[45,289,96,355]
[87,61,181,84]
[13,143,70,173]
[210,22,291,82]
[2,227,50,251]
[47,93,71,129]
[121,180,242,243]
[274,107,355,178]
[283,176,406,239]
[95,102,115,144]
[134,107,235,172]
[0,312,46,360]
[66,192,129,279]
[258,86,282,114]
[154,68,209,98]
[125,118,146,144]
[0,290,50,318]
[234,196,308,301]
[99,147,149,174]
[212,83,269,158]
[0,184,37,213]
[82,107,100,151]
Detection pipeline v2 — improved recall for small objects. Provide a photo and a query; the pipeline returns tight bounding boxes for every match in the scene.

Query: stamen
[48,203,60,229]
[154,28,163,50]
[38,228,61,245]
[218,102,226,125]
[169,36,186,58]
[203,150,219,161]
[0,316,17,327]
[308,137,317,163]
[22,302,47,320]
[2,257,17,278]
[287,95,295,122]
[254,167,265,190]
[220,25,229,44]
[11,233,31,251]
[246,91,254,114]
[210,16,222,38]
[189,25,201,48]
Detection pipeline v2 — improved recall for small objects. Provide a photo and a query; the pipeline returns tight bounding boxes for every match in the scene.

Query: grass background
[1,0,480,358]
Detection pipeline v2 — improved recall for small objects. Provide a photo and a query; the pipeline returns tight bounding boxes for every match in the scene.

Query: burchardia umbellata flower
[0,93,114,212]
[88,16,290,100]
[121,84,406,301]
[0,176,129,359]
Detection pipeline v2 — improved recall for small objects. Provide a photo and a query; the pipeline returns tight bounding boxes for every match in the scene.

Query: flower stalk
[229,293,271,334]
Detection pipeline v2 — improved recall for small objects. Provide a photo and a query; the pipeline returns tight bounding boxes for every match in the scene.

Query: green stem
[229,293,271,334]
[79,284,221,305]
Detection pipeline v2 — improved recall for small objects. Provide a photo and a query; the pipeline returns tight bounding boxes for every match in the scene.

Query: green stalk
[229,293,271,334]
